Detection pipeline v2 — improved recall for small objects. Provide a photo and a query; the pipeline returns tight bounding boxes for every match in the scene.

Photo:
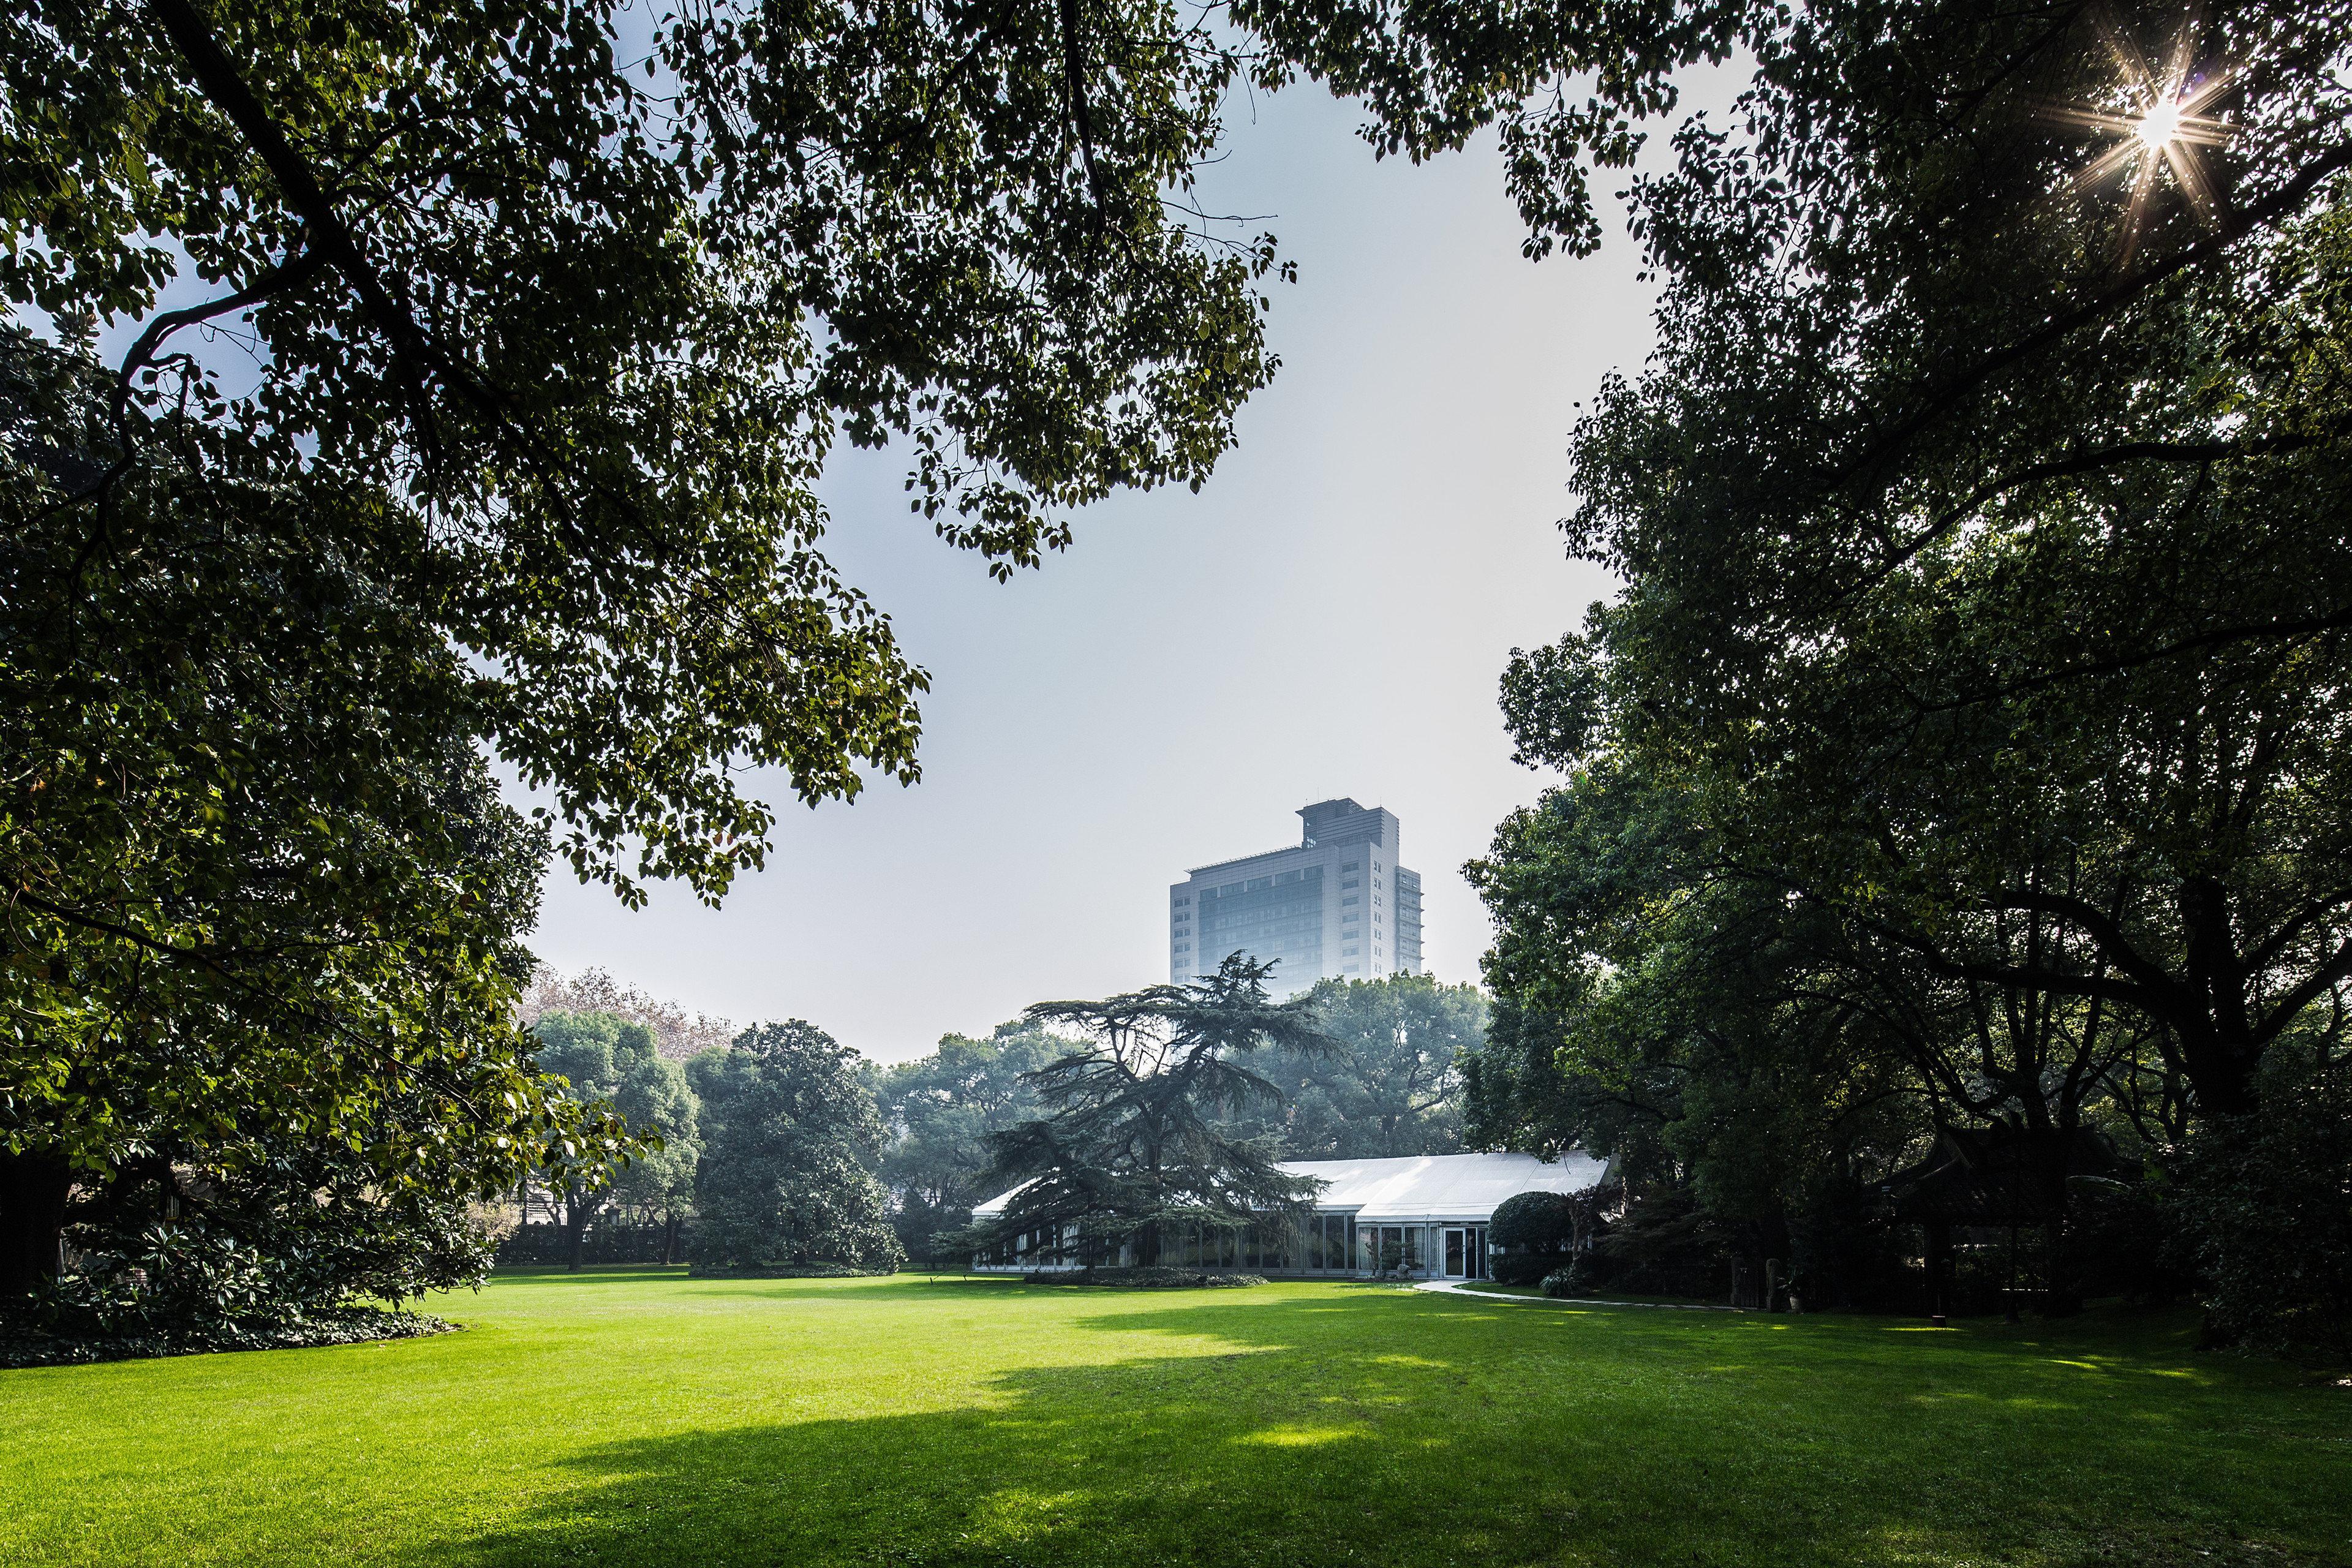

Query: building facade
[1167,799,1423,993]
[970,1151,1608,1281]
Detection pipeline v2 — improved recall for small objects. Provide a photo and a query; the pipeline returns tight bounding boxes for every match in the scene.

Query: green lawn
[2,1271,2346,1567]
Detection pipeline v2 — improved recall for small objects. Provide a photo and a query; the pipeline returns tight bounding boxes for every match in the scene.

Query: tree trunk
[662,1212,679,1266]
[2173,875,2264,1116]
[564,1191,588,1272]
[0,1152,73,1300]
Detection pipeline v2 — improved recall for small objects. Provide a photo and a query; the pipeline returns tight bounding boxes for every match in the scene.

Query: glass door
[1444,1227,1466,1278]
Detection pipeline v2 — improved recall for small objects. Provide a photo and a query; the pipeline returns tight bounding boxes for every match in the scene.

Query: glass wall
[1356,1224,1423,1275]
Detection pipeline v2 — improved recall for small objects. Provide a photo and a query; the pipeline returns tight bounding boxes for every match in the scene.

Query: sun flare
[2042,21,2238,258]
[2133,97,2184,149]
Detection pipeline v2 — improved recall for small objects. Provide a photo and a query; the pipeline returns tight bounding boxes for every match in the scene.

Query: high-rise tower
[1167,799,1423,993]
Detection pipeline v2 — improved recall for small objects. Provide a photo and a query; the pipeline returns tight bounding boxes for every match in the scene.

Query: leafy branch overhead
[8,0,1302,905]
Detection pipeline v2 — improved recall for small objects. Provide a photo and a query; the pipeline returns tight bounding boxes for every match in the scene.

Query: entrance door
[1444,1227,1466,1278]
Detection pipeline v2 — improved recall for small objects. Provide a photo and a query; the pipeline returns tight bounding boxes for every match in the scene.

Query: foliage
[685,1260,877,1280]
[528,1011,701,1268]
[0,336,622,1309]
[0,435,628,1305]
[1538,1266,1583,1299]
[1011,1267,1265,1288]
[3,0,1316,1314]
[522,969,736,1061]
[693,1022,902,1273]
[1,1302,450,1369]
[1536,4,2352,1123]
[1488,1191,1586,1257]
[1221,973,1482,1158]
[957,954,1335,1267]
[6,0,1303,899]
[874,1021,1063,1264]
[2170,1047,2352,1357]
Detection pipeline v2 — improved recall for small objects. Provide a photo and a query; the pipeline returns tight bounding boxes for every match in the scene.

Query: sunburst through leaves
[2044,14,2237,258]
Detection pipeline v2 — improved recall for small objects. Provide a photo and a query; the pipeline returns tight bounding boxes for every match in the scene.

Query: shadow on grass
[426,1289,2346,1568]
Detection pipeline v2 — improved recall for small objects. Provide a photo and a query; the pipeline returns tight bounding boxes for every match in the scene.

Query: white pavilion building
[968,1150,1607,1282]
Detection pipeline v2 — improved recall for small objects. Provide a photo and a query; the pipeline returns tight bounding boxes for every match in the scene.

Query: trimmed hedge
[1490,1191,1581,1253]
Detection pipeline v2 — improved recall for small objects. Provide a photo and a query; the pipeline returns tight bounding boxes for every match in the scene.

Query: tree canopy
[874,1021,1065,1262]
[1460,0,2352,1334]
[529,1011,700,1268]
[960,955,1333,1268]
[693,1021,900,1273]
[1219,973,1482,1159]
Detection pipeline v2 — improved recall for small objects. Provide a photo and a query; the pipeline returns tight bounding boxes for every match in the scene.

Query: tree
[875,1022,1063,1264]
[960,954,1333,1268]
[1360,0,2352,1330]
[1222,973,1482,1158]
[0,690,626,1321]
[609,1057,702,1266]
[693,1022,900,1273]
[523,970,735,1062]
[1518,2,2352,1125]
[4,0,1292,1305]
[529,1011,700,1269]
[11,0,1295,903]
[1464,755,2176,1310]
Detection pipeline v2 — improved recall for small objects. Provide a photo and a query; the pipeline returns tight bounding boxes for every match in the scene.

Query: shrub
[0,1303,449,1368]
[1540,1265,1593,1298]
[1020,1267,1264,1289]
[1489,1190,1582,1253]
[1490,1188,1594,1286]
[1491,1251,1556,1286]
[497,1221,690,1267]
[2170,1051,2352,1356]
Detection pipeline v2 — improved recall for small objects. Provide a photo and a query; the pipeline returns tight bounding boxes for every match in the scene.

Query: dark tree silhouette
[959,956,1333,1268]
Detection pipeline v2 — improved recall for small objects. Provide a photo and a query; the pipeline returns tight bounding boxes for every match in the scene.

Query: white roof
[970,1150,1604,1224]
[1282,1152,1607,1221]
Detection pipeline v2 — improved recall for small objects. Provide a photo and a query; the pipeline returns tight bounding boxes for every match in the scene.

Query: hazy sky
[528,72,1733,1063]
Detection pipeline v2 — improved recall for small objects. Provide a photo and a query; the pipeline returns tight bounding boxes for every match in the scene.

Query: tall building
[1168,799,1423,993]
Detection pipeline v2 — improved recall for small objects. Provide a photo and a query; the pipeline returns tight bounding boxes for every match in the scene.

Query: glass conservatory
[970,1151,1606,1281]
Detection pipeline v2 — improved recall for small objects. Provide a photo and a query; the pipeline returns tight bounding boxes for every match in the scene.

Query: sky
[526,71,1735,1064]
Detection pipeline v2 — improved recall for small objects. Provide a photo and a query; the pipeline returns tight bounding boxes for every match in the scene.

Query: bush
[1490,1188,1594,1287]
[497,1220,689,1267]
[2171,1052,2352,1356]
[26,1178,494,1360]
[1540,1265,1592,1298]
[0,1302,450,1367]
[1490,1251,1557,1286]
[1489,1190,1583,1253]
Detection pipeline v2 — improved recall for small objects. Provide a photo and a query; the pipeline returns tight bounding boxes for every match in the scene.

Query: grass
[2,1270,2346,1568]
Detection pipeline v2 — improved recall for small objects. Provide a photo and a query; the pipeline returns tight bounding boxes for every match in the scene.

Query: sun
[2040,20,2237,260]
[2133,97,2184,151]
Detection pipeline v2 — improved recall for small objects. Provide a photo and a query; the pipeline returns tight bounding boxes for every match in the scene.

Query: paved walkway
[1410,1278,1741,1311]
